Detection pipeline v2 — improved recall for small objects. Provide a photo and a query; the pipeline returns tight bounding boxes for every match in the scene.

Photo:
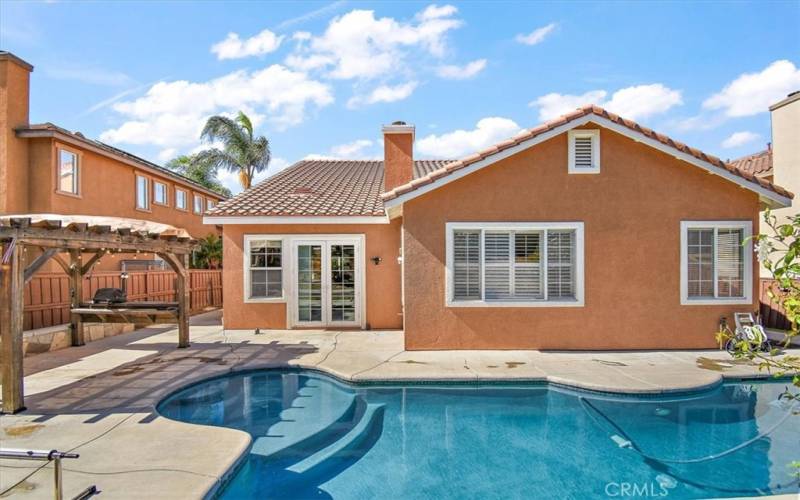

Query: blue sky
[2,1,799,194]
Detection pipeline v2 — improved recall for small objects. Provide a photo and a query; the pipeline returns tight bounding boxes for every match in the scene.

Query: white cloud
[286,5,463,80]
[721,131,760,149]
[347,81,418,108]
[331,139,374,157]
[436,59,487,80]
[157,148,178,162]
[703,60,800,117]
[100,65,333,150]
[515,23,557,46]
[218,158,290,195]
[211,29,284,60]
[417,117,522,158]
[531,90,608,121]
[530,84,682,121]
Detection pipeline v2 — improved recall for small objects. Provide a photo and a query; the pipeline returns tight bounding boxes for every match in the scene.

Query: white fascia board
[383,114,792,209]
[204,215,390,225]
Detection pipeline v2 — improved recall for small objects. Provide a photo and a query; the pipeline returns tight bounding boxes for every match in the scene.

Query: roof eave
[16,127,227,200]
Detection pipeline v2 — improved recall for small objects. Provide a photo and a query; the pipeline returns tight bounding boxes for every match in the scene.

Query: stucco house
[205,105,793,350]
[0,52,227,272]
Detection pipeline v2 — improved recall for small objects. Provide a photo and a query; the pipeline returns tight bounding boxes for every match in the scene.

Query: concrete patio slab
[1,311,797,499]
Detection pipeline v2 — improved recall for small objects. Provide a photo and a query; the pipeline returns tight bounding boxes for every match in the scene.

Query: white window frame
[445,222,585,307]
[680,220,752,305]
[568,129,600,174]
[56,147,80,196]
[243,235,286,303]
[207,198,216,211]
[135,174,150,210]
[193,194,204,214]
[153,181,168,206]
[175,188,187,211]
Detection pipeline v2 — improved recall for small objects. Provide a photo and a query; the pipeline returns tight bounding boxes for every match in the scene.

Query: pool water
[157,370,800,499]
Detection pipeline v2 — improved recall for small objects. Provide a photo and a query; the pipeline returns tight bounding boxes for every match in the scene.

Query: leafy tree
[165,154,231,197]
[716,210,799,476]
[191,233,223,269]
[195,111,270,190]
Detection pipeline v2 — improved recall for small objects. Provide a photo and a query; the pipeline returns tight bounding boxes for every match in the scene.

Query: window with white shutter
[453,230,481,300]
[568,129,600,174]
[447,223,583,306]
[680,221,751,305]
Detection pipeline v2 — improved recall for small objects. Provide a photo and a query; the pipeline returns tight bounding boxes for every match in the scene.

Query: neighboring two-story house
[0,52,226,271]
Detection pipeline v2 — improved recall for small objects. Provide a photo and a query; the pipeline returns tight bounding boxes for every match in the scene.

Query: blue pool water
[157,370,800,499]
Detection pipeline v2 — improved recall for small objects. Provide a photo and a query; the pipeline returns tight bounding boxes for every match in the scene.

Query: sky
[2,1,799,194]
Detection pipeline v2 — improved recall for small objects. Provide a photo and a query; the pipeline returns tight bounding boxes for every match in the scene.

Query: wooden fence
[759,278,795,331]
[24,270,222,331]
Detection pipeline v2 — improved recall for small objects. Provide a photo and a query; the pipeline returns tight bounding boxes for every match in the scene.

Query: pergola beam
[23,248,59,283]
[81,249,108,275]
[1,241,26,413]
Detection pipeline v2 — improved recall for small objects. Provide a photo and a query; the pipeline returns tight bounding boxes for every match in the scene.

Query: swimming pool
[157,370,799,499]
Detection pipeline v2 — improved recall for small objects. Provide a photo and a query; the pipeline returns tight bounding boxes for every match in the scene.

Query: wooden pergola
[0,215,198,413]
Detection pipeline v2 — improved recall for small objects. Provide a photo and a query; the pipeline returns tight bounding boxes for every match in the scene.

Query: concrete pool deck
[1,310,798,499]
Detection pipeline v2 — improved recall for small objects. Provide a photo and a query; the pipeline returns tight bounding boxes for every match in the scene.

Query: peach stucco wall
[0,56,31,214]
[402,124,760,350]
[222,220,403,330]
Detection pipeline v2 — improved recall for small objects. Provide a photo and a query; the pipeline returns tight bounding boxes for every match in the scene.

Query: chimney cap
[382,121,415,137]
[0,51,34,72]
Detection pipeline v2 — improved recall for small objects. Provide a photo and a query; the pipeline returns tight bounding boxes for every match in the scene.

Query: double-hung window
[194,194,204,214]
[175,189,187,210]
[447,222,584,306]
[680,221,752,305]
[246,238,283,300]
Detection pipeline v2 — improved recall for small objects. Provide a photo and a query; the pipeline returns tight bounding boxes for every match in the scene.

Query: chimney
[0,52,33,214]
[382,121,414,192]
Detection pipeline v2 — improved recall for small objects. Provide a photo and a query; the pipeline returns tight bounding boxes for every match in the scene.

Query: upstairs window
[57,149,79,195]
[193,194,203,214]
[568,129,600,174]
[136,175,150,210]
[207,199,216,211]
[680,221,752,305]
[153,181,168,205]
[175,189,187,210]
[447,223,584,306]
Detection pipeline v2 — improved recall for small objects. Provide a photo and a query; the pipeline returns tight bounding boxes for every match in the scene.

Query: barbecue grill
[73,273,179,324]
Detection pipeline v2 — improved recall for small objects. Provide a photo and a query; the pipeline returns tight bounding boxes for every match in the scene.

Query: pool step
[287,403,386,476]
[250,380,358,460]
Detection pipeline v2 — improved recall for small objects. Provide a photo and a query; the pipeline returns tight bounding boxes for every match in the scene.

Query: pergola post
[1,241,26,413]
[159,252,190,348]
[68,249,85,346]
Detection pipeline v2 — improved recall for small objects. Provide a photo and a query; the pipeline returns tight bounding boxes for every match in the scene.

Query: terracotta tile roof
[381,105,794,202]
[729,148,773,178]
[208,159,453,217]
[16,123,228,199]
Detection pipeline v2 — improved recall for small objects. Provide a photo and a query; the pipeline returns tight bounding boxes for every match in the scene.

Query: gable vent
[573,136,594,169]
[568,129,600,174]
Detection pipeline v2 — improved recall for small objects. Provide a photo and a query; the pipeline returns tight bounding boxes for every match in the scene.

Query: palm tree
[192,234,223,269]
[195,111,270,191]
[165,154,232,197]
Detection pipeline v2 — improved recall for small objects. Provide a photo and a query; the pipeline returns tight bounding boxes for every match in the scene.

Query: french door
[292,238,362,328]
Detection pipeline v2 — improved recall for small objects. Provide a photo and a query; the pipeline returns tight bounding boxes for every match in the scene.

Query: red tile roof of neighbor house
[207,159,452,216]
[208,105,793,218]
[381,105,793,202]
[729,148,773,178]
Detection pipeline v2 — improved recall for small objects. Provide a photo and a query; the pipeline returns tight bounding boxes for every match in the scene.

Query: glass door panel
[297,244,323,323]
[330,244,356,323]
